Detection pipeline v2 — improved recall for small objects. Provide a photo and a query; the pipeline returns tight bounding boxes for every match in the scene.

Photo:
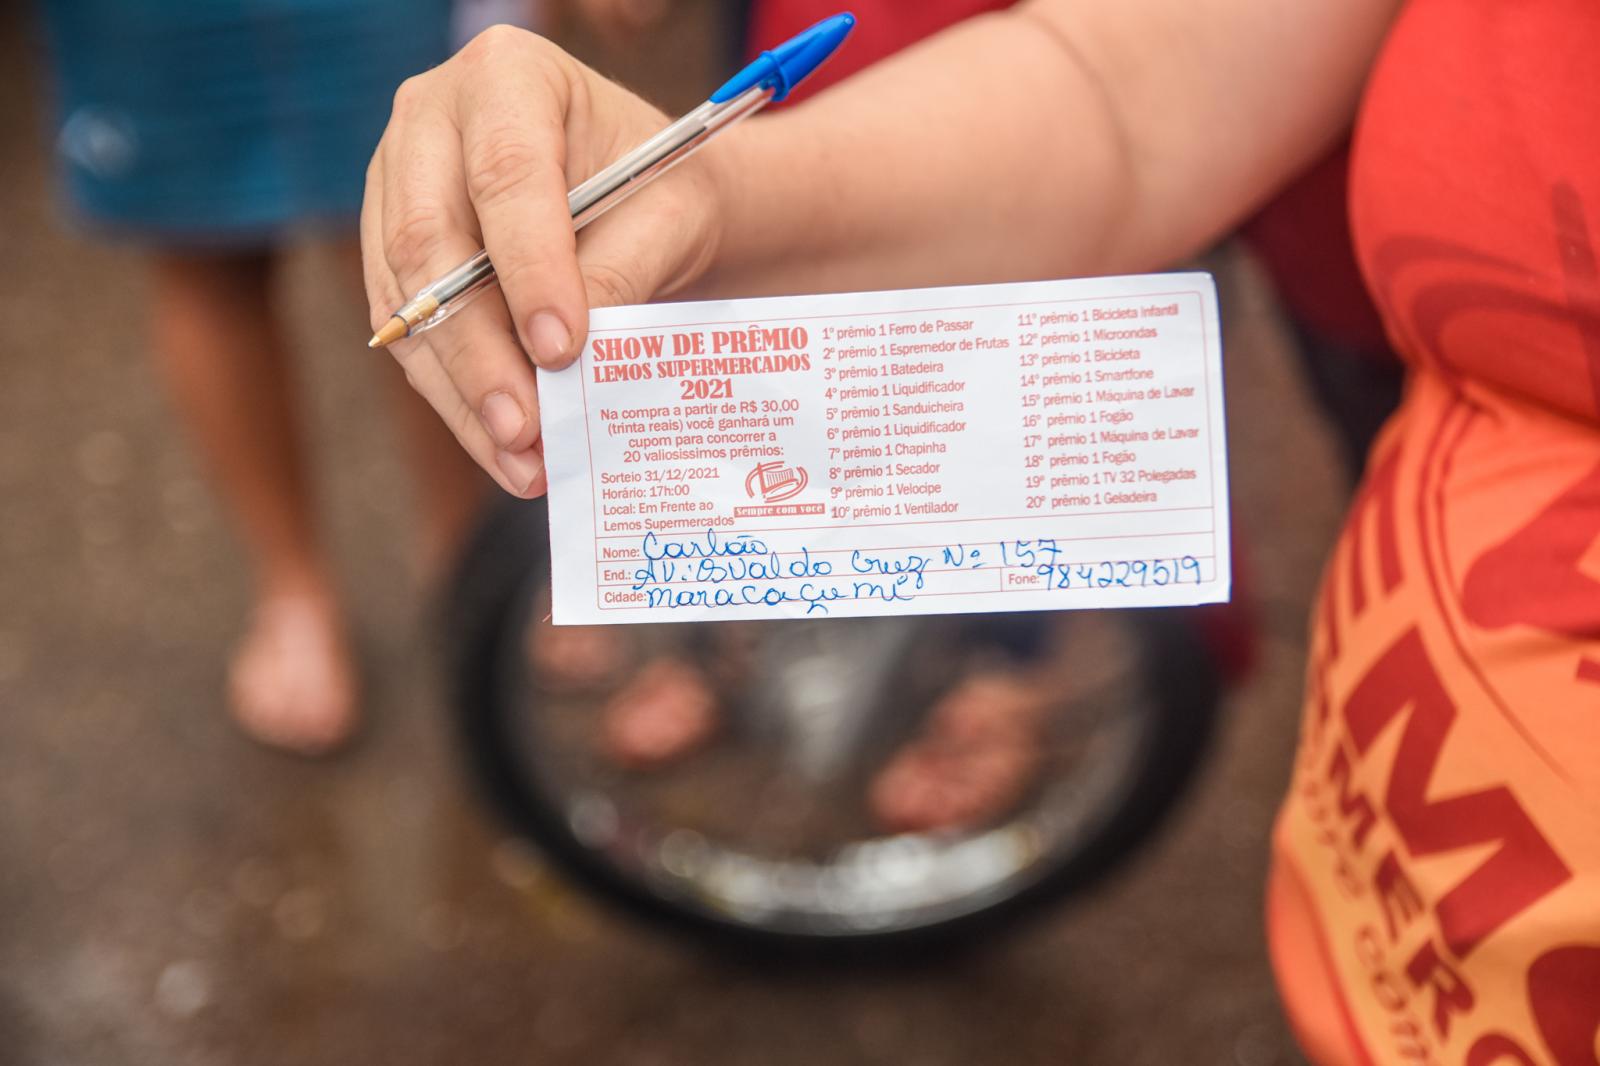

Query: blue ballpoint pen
[368,11,857,348]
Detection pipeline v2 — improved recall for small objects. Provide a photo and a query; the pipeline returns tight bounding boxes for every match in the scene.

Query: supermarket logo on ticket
[537,274,1229,625]
[741,459,815,514]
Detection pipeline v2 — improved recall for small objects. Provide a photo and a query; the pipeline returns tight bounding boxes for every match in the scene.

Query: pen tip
[369,317,408,349]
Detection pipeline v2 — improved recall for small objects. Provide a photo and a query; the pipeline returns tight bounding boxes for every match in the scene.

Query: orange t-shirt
[1270,1,1600,1063]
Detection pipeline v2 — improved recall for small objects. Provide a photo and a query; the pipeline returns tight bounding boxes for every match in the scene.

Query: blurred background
[0,1,1356,1062]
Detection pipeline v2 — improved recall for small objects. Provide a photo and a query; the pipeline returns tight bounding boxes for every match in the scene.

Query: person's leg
[381,349,490,579]
[337,242,487,580]
[150,249,357,754]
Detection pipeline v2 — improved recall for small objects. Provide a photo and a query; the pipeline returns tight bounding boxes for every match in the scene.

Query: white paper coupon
[538,273,1229,625]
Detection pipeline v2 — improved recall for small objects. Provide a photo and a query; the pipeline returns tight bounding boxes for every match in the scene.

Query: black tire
[445,496,1224,956]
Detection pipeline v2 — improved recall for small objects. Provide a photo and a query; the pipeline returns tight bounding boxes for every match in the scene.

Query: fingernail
[480,391,527,449]
[496,447,544,494]
[527,311,572,368]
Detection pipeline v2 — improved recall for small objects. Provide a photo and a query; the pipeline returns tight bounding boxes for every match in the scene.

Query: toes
[529,620,631,691]
[227,600,360,756]
[601,659,718,768]
[868,675,1048,833]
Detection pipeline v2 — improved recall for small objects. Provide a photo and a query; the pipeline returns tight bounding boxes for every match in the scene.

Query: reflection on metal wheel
[446,497,1223,953]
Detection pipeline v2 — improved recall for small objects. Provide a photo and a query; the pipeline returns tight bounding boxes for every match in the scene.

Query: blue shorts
[37,0,453,245]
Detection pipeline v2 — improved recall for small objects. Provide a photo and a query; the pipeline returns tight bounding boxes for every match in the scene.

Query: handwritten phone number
[995,540,1203,590]
[624,529,1203,615]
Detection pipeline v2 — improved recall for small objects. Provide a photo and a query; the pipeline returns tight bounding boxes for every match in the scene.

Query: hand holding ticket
[538,274,1229,624]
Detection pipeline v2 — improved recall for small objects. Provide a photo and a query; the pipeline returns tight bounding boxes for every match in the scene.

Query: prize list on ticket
[538,273,1230,625]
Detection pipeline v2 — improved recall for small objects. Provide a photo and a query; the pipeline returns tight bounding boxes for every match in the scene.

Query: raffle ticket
[538,274,1230,624]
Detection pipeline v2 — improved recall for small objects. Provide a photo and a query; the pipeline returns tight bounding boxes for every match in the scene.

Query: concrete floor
[0,6,1352,1064]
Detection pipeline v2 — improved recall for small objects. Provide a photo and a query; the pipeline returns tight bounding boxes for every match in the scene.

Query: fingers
[359,24,720,499]
[574,184,713,311]
[368,61,548,494]
[389,313,549,499]
[387,295,548,495]
[453,31,589,371]
[380,73,481,297]
[428,297,545,459]
[359,152,399,332]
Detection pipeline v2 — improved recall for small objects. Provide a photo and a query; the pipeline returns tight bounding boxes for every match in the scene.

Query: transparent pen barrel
[415,250,496,331]
[405,85,772,338]
[571,88,770,227]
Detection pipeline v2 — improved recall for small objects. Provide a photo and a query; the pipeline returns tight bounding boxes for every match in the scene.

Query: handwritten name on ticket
[538,274,1230,625]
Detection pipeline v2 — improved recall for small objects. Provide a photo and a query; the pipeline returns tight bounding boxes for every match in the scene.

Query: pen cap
[710,12,856,103]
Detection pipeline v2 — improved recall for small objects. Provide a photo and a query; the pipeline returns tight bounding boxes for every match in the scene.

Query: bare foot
[869,673,1049,833]
[602,658,719,768]
[228,594,359,756]
[528,613,631,692]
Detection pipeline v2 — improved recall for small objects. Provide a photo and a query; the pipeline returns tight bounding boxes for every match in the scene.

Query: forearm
[362,2,1400,493]
[695,0,1399,298]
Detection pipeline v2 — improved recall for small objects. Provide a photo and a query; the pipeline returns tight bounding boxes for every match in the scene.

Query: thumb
[573,183,721,314]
